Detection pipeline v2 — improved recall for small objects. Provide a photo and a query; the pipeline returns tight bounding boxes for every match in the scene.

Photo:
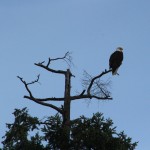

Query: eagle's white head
[116,47,123,52]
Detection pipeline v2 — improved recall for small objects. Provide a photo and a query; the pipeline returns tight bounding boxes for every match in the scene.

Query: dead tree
[17,52,112,147]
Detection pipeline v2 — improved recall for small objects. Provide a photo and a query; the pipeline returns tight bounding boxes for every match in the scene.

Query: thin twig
[46,51,72,67]
[27,74,40,85]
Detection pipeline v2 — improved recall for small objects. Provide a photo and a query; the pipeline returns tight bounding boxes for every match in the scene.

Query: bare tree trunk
[63,69,71,125]
[62,69,71,149]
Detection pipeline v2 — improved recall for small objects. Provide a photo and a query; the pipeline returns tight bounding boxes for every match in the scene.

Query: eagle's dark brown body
[109,50,123,75]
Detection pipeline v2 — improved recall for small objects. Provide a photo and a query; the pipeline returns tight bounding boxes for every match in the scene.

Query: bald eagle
[109,47,123,75]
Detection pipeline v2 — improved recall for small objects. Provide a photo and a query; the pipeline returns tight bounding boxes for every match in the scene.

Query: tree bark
[63,69,71,125]
[62,69,71,149]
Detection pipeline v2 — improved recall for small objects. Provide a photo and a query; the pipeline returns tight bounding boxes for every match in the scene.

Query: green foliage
[70,113,137,150]
[41,114,68,149]
[1,108,138,150]
[2,108,45,150]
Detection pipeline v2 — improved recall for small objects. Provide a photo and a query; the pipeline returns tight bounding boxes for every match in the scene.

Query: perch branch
[87,69,111,95]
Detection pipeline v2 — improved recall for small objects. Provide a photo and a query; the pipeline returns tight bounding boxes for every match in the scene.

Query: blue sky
[0,0,150,149]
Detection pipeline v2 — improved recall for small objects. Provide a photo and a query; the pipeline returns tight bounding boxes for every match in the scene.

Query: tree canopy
[1,108,137,150]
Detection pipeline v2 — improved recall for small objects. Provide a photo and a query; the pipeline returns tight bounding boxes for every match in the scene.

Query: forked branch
[34,63,66,75]
[46,51,73,67]
[34,51,74,76]
[17,76,35,98]
[69,69,112,101]
[17,76,63,114]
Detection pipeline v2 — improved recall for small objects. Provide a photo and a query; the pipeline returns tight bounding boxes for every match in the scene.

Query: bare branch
[94,79,111,97]
[27,74,40,85]
[24,96,65,102]
[79,90,86,96]
[17,76,63,114]
[87,69,112,95]
[68,69,112,101]
[34,63,66,75]
[34,52,75,77]
[70,94,112,101]
[17,76,33,98]
[47,51,73,67]
[63,52,73,68]
[24,96,63,114]
[43,51,73,67]
[47,58,51,67]
[48,51,69,63]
